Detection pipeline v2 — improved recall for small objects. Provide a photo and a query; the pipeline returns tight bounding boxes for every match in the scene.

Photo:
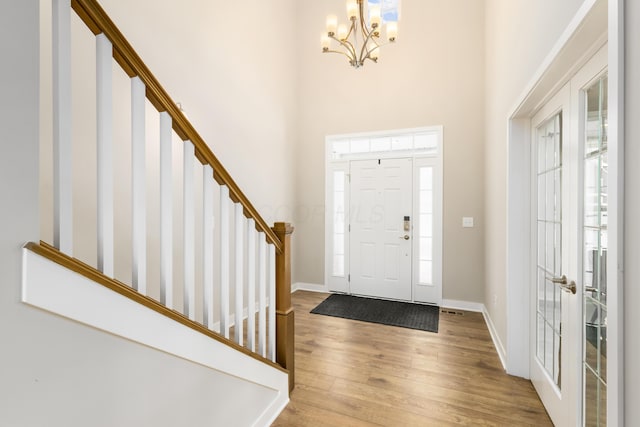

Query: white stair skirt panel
[21,248,289,426]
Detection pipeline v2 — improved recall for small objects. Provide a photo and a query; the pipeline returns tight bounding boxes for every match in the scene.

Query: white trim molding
[441,299,484,313]
[482,305,508,372]
[292,282,328,293]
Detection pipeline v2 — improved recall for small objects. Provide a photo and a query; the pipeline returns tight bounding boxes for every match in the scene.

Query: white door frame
[506,0,623,424]
[324,126,443,305]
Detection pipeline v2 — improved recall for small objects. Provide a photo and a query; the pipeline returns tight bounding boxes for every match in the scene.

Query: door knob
[550,275,567,285]
[549,275,577,295]
[399,235,409,240]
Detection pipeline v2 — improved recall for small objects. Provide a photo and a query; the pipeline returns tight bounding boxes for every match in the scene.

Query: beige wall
[294,0,486,302]
[483,0,586,344]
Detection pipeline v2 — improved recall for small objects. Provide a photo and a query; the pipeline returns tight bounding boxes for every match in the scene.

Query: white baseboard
[482,305,507,371]
[292,282,327,293]
[441,298,484,312]
[441,298,507,371]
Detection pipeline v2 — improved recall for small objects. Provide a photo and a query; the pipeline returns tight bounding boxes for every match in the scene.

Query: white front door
[350,158,413,301]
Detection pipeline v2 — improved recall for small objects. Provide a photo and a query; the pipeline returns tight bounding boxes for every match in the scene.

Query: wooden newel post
[272,222,294,392]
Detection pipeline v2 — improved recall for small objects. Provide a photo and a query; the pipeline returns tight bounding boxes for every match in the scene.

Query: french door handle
[548,275,577,295]
[550,275,567,285]
[399,235,410,240]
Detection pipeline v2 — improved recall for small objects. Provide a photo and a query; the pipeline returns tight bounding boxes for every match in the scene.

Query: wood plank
[273,291,552,426]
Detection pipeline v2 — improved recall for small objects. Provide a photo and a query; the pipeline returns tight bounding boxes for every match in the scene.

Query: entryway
[325,127,443,305]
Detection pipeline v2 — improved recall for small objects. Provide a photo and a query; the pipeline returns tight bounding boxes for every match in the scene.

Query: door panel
[350,158,412,301]
[530,82,577,427]
[580,67,608,427]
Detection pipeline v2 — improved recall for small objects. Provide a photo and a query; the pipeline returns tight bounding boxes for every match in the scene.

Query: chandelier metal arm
[329,34,357,61]
[323,47,356,62]
[359,28,380,63]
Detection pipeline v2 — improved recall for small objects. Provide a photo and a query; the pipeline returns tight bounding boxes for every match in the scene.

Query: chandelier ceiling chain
[321,0,398,69]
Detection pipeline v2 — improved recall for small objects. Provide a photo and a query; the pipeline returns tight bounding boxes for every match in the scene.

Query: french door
[530,45,607,426]
[531,82,579,427]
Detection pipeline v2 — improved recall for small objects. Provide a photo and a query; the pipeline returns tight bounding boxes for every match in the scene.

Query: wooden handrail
[70,0,283,254]
[26,241,288,374]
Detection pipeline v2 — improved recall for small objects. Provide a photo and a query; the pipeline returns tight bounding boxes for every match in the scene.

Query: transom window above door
[328,128,440,160]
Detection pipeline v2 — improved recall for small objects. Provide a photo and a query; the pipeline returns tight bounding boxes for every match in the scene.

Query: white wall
[624,0,640,423]
[483,0,585,346]
[294,0,486,302]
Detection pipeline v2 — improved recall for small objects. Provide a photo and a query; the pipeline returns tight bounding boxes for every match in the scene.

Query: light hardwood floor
[272,291,552,426]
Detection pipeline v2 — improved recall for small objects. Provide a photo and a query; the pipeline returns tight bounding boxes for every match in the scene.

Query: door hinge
[348,224,351,232]
[348,274,350,282]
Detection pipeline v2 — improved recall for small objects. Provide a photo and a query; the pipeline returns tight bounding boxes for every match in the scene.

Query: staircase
[6,0,293,425]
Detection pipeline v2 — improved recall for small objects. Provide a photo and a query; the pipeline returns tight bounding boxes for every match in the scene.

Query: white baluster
[131,76,146,294]
[96,34,113,276]
[268,243,276,362]
[159,112,173,308]
[203,165,215,328]
[220,185,230,338]
[52,0,73,255]
[234,203,244,345]
[247,218,256,352]
[258,233,267,357]
[183,141,195,320]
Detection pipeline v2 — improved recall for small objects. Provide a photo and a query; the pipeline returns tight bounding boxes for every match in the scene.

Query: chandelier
[321,0,398,68]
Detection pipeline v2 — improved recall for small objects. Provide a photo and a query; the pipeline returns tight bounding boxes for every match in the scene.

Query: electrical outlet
[462,217,474,228]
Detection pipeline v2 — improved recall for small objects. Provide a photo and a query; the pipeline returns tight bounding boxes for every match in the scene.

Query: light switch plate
[462,217,474,228]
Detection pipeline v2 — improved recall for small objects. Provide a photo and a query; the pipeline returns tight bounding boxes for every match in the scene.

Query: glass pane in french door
[583,75,608,426]
[536,112,562,387]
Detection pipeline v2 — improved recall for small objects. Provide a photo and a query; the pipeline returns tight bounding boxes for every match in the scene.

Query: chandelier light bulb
[370,6,381,28]
[346,0,358,20]
[386,21,398,42]
[326,15,338,35]
[321,34,331,51]
[370,47,380,60]
[337,24,348,41]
